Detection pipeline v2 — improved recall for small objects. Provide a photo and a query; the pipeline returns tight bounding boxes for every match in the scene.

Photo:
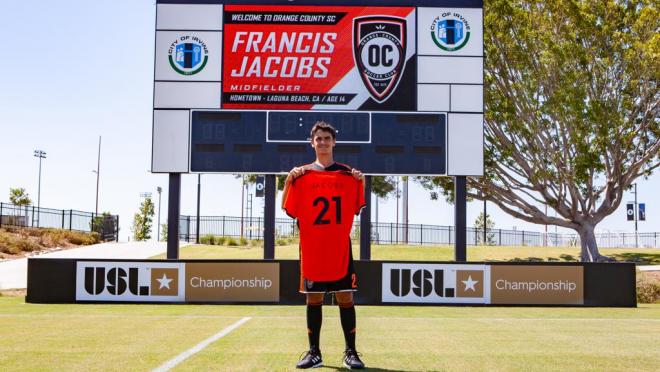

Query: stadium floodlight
[33,149,47,227]
[156,186,162,241]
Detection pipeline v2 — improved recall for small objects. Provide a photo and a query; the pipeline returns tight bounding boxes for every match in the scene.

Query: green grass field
[152,243,660,264]
[2,245,657,370]
[0,296,659,371]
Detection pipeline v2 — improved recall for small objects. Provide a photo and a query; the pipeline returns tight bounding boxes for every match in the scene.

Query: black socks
[339,303,356,350]
[306,302,323,351]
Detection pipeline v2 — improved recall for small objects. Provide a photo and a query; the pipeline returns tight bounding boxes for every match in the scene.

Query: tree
[161,222,168,242]
[474,212,496,246]
[90,212,117,241]
[9,188,31,206]
[132,197,155,241]
[419,0,659,261]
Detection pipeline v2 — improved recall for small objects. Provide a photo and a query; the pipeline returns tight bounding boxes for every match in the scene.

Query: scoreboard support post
[263,174,276,259]
[360,176,372,260]
[167,173,181,259]
[196,174,201,244]
[454,176,467,262]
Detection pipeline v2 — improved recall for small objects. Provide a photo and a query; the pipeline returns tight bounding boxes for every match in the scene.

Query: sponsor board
[490,265,583,305]
[382,263,490,304]
[76,261,280,303]
[185,262,279,302]
[76,261,185,302]
[222,5,416,110]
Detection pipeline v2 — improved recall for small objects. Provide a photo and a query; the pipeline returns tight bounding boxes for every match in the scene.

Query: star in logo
[462,275,479,291]
[156,273,173,289]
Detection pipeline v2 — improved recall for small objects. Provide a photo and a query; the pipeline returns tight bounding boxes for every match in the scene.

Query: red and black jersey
[284,170,366,281]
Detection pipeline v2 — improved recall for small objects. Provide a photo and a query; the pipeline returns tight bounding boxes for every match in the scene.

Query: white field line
[152,316,251,372]
[0,314,659,322]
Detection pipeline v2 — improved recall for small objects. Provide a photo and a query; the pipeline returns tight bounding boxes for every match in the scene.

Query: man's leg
[306,293,324,351]
[297,293,324,369]
[334,292,356,350]
[335,291,364,369]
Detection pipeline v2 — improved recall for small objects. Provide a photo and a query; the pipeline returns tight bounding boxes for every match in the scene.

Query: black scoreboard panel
[190,111,446,175]
[267,112,371,142]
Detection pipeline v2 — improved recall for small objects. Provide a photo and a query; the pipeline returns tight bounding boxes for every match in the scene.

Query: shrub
[215,236,227,245]
[44,230,67,246]
[200,235,215,245]
[239,237,248,246]
[27,228,46,237]
[250,239,262,247]
[636,272,660,304]
[15,239,40,252]
[276,238,288,246]
[226,237,238,246]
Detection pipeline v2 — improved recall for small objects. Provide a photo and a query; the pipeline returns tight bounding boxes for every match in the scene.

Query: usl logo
[83,266,178,296]
[382,263,489,303]
[353,16,407,103]
[76,262,183,301]
[168,35,209,75]
[431,12,471,51]
[390,269,483,298]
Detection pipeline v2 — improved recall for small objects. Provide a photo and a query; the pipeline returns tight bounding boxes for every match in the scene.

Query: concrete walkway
[0,241,173,290]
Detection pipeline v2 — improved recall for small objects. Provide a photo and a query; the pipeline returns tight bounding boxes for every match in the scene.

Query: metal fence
[0,202,119,241]
[179,215,659,248]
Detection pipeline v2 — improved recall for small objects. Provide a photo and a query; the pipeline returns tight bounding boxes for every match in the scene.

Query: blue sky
[0,1,656,241]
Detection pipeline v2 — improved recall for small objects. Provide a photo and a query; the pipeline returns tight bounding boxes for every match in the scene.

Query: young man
[282,121,366,369]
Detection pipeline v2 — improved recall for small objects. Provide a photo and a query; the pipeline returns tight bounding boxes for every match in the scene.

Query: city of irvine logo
[353,16,407,103]
[168,35,208,75]
[430,12,470,51]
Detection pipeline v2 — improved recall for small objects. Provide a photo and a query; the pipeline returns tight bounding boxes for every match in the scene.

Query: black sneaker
[343,348,365,369]
[296,349,323,369]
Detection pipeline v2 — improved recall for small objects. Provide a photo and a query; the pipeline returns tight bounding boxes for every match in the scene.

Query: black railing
[0,202,119,241]
[178,215,660,248]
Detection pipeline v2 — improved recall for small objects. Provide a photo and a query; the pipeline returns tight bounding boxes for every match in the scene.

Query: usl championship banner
[27,259,634,306]
[75,261,279,303]
[382,263,584,305]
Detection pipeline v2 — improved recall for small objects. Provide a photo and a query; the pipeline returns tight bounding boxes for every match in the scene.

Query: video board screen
[222,5,416,110]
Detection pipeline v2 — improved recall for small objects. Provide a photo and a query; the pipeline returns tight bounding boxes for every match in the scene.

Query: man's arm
[281,166,305,209]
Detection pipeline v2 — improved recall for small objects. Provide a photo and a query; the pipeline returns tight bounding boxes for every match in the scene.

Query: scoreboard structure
[152,0,484,176]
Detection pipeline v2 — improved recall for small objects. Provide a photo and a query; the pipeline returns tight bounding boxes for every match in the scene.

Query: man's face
[311,130,336,155]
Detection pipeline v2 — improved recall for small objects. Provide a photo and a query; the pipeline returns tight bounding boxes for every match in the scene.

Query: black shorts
[299,250,358,293]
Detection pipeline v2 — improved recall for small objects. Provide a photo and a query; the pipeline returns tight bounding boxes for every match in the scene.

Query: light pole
[482,190,487,245]
[33,149,46,227]
[632,183,638,248]
[156,186,162,241]
[241,175,245,238]
[395,177,400,244]
[91,136,101,215]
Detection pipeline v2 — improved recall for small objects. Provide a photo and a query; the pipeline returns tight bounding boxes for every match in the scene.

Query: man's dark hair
[310,121,336,140]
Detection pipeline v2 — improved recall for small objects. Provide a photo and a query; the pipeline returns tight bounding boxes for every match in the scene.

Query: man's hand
[287,166,306,181]
[351,168,365,181]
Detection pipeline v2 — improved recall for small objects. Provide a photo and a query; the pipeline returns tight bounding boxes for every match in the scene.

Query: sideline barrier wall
[26,259,636,307]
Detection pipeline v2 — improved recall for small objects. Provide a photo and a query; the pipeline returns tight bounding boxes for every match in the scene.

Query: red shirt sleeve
[283,180,298,219]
